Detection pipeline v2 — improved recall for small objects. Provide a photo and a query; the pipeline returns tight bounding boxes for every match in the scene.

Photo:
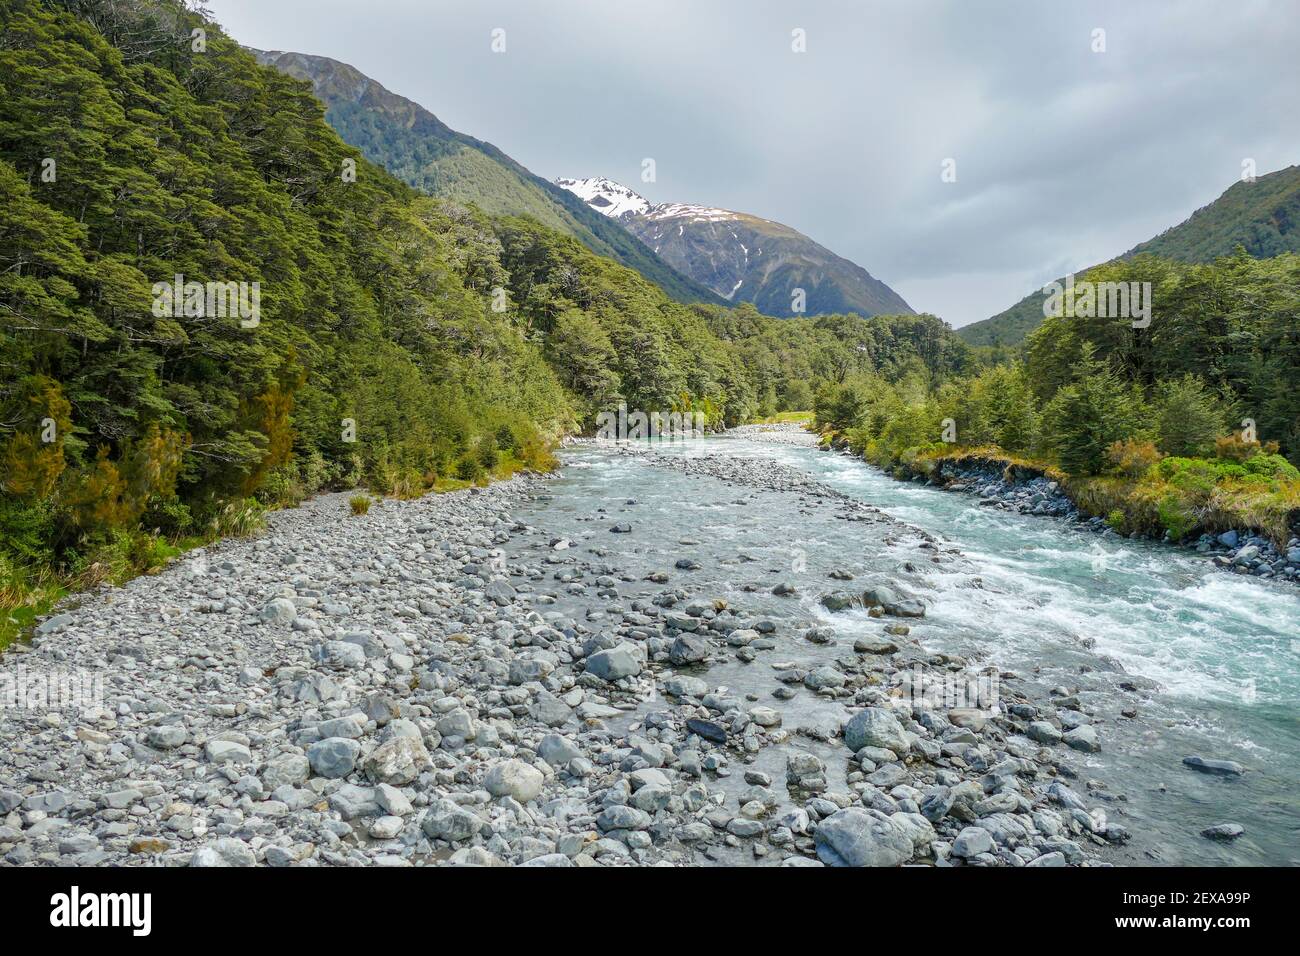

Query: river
[507,430,1300,865]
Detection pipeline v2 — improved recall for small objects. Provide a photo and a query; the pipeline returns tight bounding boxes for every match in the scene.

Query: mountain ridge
[555,176,914,319]
[959,164,1300,347]
[252,50,726,306]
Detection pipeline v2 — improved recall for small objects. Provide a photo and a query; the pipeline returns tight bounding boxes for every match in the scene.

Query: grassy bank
[818,425,1300,548]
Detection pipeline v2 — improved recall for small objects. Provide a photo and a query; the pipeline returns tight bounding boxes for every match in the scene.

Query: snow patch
[554,176,651,218]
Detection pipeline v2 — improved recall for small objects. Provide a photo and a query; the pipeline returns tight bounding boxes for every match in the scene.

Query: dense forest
[817,252,1300,544]
[0,0,974,624]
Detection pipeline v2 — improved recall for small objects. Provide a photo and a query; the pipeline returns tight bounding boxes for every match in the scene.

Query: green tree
[1152,374,1227,457]
[1041,348,1147,475]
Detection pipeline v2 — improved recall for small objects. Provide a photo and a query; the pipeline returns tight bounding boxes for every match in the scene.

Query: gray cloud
[206,0,1300,326]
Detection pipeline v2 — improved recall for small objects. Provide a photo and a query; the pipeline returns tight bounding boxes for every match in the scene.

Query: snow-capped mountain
[555,177,913,318]
[553,177,651,219]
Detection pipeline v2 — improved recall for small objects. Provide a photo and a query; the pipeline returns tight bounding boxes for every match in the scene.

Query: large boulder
[668,634,709,666]
[814,808,916,867]
[484,759,544,802]
[307,737,361,779]
[259,598,296,625]
[422,799,483,843]
[363,736,432,786]
[585,644,642,681]
[843,707,909,754]
[820,591,860,612]
[190,838,257,867]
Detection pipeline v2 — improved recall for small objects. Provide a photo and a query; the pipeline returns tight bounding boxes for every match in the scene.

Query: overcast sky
[204,0,1300,327]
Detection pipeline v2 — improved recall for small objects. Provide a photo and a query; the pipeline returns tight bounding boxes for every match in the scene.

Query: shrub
[455,454,486,482]
[1105,439,1162,479]
[517,433,558,472]
[1157,492,1198,541]
[141,497,194,538]
[349,495,371,516]
[1041,352,1146,476]
[494,423,518,454]
[1242,453,1300,481]
[476,434,500,471]
[254,465,307,509]
[1214,433,1277,462]
[208,498,265,538]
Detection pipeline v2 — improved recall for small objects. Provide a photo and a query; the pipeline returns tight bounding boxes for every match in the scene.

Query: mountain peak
[555,177,911,318]
[553,177,651,219]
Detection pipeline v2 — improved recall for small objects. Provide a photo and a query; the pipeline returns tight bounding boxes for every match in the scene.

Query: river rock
[260,598,296,625]
[844,707,909,753]
[484,760,544,802]
[308,737,362,779]
[585,644,642,681]
[669,634,709,665]
[1183,755,1244,776]
[814,808,915,867]
[1062,725,1100,752]
[1200,823,1244,841]
[363,736,431,786]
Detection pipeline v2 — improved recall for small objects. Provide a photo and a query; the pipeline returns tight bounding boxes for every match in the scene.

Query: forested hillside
[253,49,725,307]
[819,252,1300,544]
[959,165,1300,347]
[0,0,972,621]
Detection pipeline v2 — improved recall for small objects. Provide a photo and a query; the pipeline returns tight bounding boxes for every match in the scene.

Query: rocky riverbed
[1,434,1167,868]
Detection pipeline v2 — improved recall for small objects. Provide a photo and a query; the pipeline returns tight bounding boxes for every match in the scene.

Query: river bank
[811,427,1300,588]
[5,431,1195,868]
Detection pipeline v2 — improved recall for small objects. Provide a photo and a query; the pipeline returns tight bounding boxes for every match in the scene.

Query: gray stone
[190,838,256,867]
[1183,755,1245,776]
[813,808,915,867]
[1201,823,1244,841]
[262,753,310,789]
[1062,725,1100,753]
[308,737,361,779]
[669,634,709,666]
[585,644,642,681]
[364,736,431,786]
[145,724,189,750]
[952,826,994,858]
[205,739,252,765]
[538,734,582,767]
[422,799,483,843]
[484,759,544,802]
[844,707,908,753]
[259,598,296,625]
[1026,721,1062,745]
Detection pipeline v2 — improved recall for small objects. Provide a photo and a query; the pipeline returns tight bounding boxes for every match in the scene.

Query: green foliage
[256,50,724,306]
[475,434,499,471]
[348,494,371,516]
[960,165,1300,348]
[1040,349,1147,476]
[1152,375,1228,457]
